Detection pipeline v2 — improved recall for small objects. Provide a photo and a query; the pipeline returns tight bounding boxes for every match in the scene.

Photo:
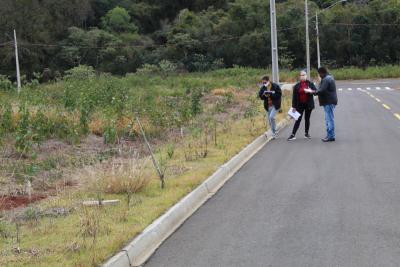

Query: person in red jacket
[288,70,317,141]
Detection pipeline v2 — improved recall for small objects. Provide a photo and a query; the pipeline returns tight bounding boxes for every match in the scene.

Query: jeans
[267,106,278,134]
[292,103,312,136]
[323,104,336,139]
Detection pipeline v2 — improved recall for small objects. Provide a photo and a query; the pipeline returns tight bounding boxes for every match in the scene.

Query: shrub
[190,88,203,116]
[0,75,14,91]
[0,219,11,239]
[103,123,118,144]
[98,159,150,195]
[190,54,225,72]
[64,65,96,80]
[32,109,53,144]
[136,64,160,75]
[53,112,80,144]
[1,103,14,132]
[15,105,35,155]
[158,60,178,74]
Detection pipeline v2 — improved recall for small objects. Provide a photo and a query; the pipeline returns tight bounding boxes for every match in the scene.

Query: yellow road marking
[382,104,391,110]
[395,113,400,120]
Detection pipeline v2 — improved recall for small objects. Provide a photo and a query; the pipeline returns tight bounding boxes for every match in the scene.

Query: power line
[18,42,164,49]
[6,26,304,50]
[322,22,400,26]
[1,22,399,51]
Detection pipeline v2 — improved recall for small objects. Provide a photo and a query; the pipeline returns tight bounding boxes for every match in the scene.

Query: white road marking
[375,98,381,103]
[385,87,393,90]
[376,87,381,90]
[338,88,343,91]
[366,87,371,90]
[395,113,400,120]
[348,88,352,91]
[382,104,391,110]
[351,82,390,85]
[357,88,362,91]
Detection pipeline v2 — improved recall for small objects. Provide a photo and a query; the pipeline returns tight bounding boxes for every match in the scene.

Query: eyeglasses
[300,74,306,76]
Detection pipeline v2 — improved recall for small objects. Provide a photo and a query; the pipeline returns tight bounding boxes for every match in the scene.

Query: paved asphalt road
[146,79,400,267]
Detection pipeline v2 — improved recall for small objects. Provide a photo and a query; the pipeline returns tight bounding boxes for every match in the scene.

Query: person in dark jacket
[316,67,338,142]
[287,70,317,141]
[258,76,282,138]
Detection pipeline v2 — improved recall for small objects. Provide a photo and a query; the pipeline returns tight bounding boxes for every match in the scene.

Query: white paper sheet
[288,108,301,121]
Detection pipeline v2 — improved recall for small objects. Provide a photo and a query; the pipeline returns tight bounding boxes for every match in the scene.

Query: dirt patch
[0,195,47,211]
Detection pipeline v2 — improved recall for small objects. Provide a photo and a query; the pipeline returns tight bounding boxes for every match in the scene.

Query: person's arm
[316,78,329,95]
[258,86,266,100]
[309,82,318,94]
[272,84,282,99]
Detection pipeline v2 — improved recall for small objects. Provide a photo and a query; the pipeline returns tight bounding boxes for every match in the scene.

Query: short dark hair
[318,67,328,75]
[262,76,270,81]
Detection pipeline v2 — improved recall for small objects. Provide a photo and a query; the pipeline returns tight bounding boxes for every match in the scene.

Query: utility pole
[316,12,321,68]
[13,29,21,93]
[305,0,311,77]
[270,0,279,83]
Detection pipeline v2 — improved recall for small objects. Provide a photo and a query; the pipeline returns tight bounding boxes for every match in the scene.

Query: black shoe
[287,134,296,141]
[305,133,311,139]
[321,137,335,142]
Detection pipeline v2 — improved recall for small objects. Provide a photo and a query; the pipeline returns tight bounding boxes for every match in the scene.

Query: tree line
[0,0,399,80]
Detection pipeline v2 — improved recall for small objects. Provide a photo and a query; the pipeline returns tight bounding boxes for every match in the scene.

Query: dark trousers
[292,104,312,135]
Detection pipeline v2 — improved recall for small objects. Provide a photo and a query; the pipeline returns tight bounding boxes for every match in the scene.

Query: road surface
[146,79,400,267]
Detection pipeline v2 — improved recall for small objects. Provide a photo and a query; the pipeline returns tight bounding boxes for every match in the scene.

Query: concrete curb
[103,117,291,267]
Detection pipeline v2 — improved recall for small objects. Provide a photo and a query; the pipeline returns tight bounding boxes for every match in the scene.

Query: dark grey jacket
[317,75,338,106]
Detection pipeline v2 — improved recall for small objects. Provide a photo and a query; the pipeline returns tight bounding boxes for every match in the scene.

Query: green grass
[330,65,400,80]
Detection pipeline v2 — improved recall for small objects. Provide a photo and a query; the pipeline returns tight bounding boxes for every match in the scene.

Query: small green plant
[103,123,118,144]
[32,109,52,146]
[190,88,203,116]
[214,99,226,113]
[15,104,35,156]
[0,219,11,239]
[53,112,80,144]
[166,143,175,159]
[1,102,14,132]
[24,207,40,222]
[0,75,14,91]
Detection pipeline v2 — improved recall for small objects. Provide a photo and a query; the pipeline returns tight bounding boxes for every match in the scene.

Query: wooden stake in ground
[135,115,165,189]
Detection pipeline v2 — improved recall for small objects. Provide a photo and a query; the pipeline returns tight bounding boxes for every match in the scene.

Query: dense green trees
[0,0,399,79]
